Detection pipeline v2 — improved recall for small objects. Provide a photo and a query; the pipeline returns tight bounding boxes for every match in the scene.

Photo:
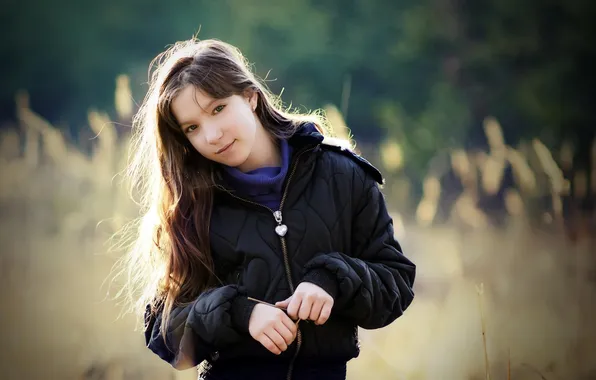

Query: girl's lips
[216,140,235,154]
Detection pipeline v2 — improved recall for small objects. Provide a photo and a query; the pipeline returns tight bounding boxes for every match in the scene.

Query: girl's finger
[298,295,313,320]
[274,323,295,346]
[309,298,324,322]
[275,297,291,309]
[287,294,302,320]
[317,301,333,325]
[280,313,298,335]
[265,327,288,352]
[259,334,281,355]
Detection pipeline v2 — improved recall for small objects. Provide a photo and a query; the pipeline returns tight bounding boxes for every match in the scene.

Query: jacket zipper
[222,145,315,380]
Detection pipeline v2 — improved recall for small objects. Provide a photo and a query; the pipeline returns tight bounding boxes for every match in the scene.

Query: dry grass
[0,85,594,380]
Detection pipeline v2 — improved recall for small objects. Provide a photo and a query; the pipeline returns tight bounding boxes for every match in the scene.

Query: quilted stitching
[146,143,414,368]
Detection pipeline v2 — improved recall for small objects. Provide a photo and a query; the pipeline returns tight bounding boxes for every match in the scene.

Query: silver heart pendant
[275,224,288,237]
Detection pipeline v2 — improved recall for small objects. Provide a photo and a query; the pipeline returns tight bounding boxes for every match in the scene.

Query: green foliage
[2,0,593,183]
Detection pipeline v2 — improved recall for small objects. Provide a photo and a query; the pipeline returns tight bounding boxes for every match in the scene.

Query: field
[0,89,594,379]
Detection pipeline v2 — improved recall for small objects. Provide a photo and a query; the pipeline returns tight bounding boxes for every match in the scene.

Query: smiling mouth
[216,140,235,154]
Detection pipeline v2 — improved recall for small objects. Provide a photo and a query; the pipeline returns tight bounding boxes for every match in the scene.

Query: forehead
[171,86,217,124]
[173,86,213,111]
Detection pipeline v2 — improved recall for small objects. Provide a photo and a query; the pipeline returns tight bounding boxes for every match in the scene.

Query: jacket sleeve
[301,166,416,329]
[144,285,257,369]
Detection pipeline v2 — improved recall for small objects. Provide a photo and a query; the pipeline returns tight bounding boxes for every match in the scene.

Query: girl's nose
[205,126,223,145]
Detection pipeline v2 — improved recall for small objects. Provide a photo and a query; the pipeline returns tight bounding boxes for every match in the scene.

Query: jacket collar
[290,122,384,185]
[288,122,325,150]
[214,121,383,202]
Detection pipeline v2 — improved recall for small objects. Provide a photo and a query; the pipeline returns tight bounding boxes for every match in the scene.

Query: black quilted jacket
[144,124,416,379]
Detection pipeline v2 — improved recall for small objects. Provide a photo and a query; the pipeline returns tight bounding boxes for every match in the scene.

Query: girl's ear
[245,88,258,112]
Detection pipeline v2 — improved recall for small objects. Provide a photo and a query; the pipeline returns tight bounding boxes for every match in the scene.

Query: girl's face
[171,85,261,170]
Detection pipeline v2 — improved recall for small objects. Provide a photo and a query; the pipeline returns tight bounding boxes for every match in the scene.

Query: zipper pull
[273,210,288,236]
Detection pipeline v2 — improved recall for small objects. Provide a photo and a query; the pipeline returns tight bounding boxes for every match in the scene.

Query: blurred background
[1,0,595,379]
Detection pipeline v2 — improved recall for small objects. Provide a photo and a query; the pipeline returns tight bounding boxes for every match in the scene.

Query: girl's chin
[221,152,251,170]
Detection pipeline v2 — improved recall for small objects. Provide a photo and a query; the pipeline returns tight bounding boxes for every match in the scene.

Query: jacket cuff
[302,268,339,300]
[231,296,257,334]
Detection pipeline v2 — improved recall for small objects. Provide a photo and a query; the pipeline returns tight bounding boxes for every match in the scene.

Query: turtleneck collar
[220,138,292,209]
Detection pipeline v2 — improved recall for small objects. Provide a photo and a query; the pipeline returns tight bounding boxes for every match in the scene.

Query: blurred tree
[1,0,593,193]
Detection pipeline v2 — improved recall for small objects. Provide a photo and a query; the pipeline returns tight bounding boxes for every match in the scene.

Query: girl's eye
[186,125,198,133]
[213,104,226,114]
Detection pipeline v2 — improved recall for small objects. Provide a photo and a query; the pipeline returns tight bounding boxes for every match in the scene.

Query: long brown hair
[115,38,332,339]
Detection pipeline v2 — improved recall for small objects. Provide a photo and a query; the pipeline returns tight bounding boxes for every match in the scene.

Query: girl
[120,38,416,380]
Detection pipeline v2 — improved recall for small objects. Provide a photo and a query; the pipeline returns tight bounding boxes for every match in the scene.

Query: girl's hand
[275,282,334,325]
[248,303,297,355]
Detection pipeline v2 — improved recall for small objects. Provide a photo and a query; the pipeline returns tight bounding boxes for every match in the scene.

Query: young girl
[120,38,416,380]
